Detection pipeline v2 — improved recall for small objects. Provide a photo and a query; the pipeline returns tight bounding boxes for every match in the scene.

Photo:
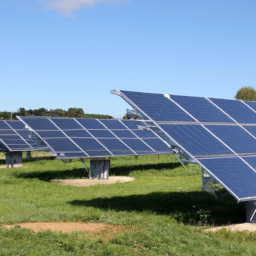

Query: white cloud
[41,0,124,16]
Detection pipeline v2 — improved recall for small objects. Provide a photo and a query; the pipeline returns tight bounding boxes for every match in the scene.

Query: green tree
[235,86,256,101]
[67,108,85,118]
[19,108,26,116]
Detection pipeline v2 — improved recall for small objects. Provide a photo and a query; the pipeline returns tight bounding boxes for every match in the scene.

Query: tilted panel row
[120,90,256,124]
[18,117,172,159]
[0,120,46,151]
[115,90,256,201]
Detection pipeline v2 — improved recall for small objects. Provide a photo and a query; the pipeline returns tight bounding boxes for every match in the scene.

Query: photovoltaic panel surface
[209,98,256,123]
[18,117,173,159]
[169,95,234,123]
[198,157,256,201]
[159,124,233,156]
[113,89,256,201]
[205,125,256,154]
[0,120,48,151]
[120,90,195,122]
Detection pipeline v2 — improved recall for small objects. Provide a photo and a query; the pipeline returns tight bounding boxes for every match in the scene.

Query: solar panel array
[18,117,173,159]
[113,90,256,202]
[0,120,47,151]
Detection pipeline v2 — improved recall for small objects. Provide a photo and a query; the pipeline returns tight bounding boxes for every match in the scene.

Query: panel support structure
[89,159,110,180]
[6,151,22,168]
[246,201,256,223]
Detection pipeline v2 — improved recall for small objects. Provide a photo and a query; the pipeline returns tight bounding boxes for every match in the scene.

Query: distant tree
[235,86,256,101]
[19,108,26,116]
[67,108,85,118]
[54,108,66,117]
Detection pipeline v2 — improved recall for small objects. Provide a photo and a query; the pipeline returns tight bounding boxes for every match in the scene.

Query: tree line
[0,107,113,120]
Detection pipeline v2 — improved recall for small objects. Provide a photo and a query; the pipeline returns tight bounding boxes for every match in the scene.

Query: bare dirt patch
[3,222,125,234]
[50,176,134,187]
[205,223,256,233]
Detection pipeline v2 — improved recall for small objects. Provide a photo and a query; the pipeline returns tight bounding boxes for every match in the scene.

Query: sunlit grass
[0,155,253,255]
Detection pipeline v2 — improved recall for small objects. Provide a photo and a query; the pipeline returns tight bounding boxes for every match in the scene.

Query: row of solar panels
[0,120,47,151]
[115,90,256,202]
[0,118,173,159]
[117,90,256,124]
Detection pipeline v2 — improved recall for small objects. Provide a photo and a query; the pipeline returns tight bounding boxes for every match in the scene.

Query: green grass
[0,155,254,255]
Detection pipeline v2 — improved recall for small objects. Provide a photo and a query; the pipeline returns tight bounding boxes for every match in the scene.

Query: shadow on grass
[68,190,245,226]
[16,168,89,181]
[15,162,181,181]
[110,162,181,176]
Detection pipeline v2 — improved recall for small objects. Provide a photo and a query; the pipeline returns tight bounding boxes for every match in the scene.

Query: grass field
[0,154,255,255]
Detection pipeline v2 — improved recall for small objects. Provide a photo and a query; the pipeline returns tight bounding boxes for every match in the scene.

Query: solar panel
[199,157,256,201]
[209,98,256,123]
[112,89,256,202]
[169,95,234,123]
[18,117,173,159]
[120,90,195,122]
[0,120,48,151]
[205,125,256,154]
[159,124,233,156]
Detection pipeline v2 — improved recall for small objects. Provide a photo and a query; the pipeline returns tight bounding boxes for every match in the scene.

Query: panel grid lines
[48,118,89,157]
[119,120,156,152]
[166,95,199,122]
[73,118,113,156]
[4,121,33,149]
[97,119,137,155]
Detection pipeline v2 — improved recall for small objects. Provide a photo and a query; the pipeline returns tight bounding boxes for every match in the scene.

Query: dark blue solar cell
[98,139,134,155]
[242,126,256,137]
[0,135,20,140]
[0,143,7,150]
[99,119,126,129]
[15,130,31,139]
[120,90,195,122]
[2,139,28,145]
[0,121,11,129]
[36,131,66,138]
[51,118,82,129]
[143,138,171,152]
[8,145,32,150]
[132,130,157,138]
[170,95,234,123]
[20,118,58,130]
[0,130,16,135]
[57,152,87,158]
[64,130,92,138]
[111,130,137,138]
[5,121,25,129]
[76,119,105,129]
[122,139,153,153]
[120,120,145,129]
[243,101,256,112]
[89,130,115,138]
[206,125,256,154]
[72,138,110,153]
[209,98,256,123]
[159,124,233,156]
[243,156,256,169]
[44,138,82,152]
[199,157,256,200]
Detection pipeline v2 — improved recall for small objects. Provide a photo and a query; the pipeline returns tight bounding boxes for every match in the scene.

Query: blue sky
[1,0,255,118]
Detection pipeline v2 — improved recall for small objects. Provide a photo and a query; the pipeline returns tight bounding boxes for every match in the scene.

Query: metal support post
[89,158,110,180]
[246,201,256,223]
[26,151,32,159]
[6,151,22,168]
